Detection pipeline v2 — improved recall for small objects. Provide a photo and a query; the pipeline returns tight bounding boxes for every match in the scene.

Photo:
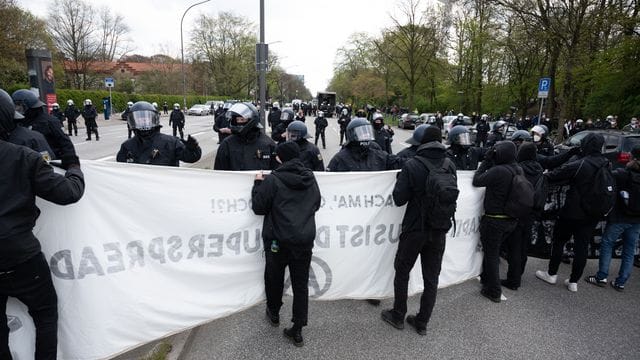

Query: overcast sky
[18,0,438,95]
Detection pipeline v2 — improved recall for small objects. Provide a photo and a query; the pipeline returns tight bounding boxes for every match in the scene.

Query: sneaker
[535,270,557,285]
[500,279,519,290]
[366,299,381,306]
[610,281,625,292]
[380,309,404,330]
[283,327,304,347]
[265,308,279,327]
[564,279,578,292]
[585,275,607,287]
[480,289,501,303]
[406,315,426,336]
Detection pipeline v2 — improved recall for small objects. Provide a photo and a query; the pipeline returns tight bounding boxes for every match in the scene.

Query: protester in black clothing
[372,112,394,154]
[64,99,79,136]
[214,102,277,170]
[535,133,610,293]
[0,87,85,359]
[381,126,455,335]
[252,141,321,347]
[272,108,295,144]
[287,121,324,171]
[12,89,76,158]
[446,125,482,170]
[475,114,490,147]
[314,111,328,149]
[169,103,185,140]
[80,99,99,141]
[327,118,402,172]
[338,108,351,145]
[472,141,520,302]
[398,124,431,159]
[117,101,201,166]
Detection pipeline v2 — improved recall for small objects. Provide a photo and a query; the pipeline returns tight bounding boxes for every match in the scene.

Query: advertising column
[26,49,57,113]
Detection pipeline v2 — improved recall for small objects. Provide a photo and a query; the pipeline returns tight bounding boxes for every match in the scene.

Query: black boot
[283,326,303,347]
[380,309,404,330]
[265,308,279,327]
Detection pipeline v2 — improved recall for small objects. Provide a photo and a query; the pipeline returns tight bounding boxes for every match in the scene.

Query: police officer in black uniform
[117,101,201,166]
[80,99,99,141]
[313,111,328,149]
[50,103,65,125]
[485,120,507,148]
[268,101,282,130]
[446,125,482,170]
[0,87,84,359]
[214,102,277,171]
[287,120,324,171]
[64,99,79,137]
[476,114,490,147]
[452,113,466,127]
[272,108,295,144]
[213,103,232,144]
[122,101,134,139]
[372,112,394,154]
[338,108,351,145]
[531,125,554,156]
[12,89,75,159]
[169,103,185,140]
[327,117,402,172]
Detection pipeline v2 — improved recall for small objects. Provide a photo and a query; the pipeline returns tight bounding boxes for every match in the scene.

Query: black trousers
[85,119,99,139]
[0,252,58,360]
[392,230,446,325]
[67,120,77,136]
[315,128,326,148]
[172,125,184,139]
[264,245,312,327]
[504,217,534,288]
[339,129,346,145]
[548,218,598,282]
[127,124,133,139]
[480,216,518,298]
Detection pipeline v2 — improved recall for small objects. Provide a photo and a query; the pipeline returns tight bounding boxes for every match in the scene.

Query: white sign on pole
[104,77,115,88]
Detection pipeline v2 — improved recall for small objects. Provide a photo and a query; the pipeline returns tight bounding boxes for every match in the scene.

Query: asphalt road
[78,113,640,359]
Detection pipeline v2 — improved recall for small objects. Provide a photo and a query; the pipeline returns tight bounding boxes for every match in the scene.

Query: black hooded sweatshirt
[252,158,321,249]
[472,141,520,216]
[545,132,610,220]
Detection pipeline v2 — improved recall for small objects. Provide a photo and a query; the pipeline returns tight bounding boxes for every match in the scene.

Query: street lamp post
[181,0,211,111]
[257,0,267,130]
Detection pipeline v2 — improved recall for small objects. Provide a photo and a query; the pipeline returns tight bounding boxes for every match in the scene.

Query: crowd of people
[2,87,639,355]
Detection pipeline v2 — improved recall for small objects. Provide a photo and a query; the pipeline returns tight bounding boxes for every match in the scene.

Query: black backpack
[578,159,615,218]
[503,165,535,219]
[415,156,459,231]
[622,170,640,216]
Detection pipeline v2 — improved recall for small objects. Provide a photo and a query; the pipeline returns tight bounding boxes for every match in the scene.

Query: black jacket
[393,142,455,233]
[214,129,277,171]
[0,141,84,269]
[397,145,418,159]
[446,144,482,170]
[327,143,402,171]
[8,126,55,160]
[545,133,609,220]
[213,112,231,142]
[472,141,520,216]
[51,109,65,123]
[169,110,185,127]
[23,108,75,159]
[116,131,201,166]
[374,127,393,154]
[271,121,289,143]
[314,116,328,130]
[64,105,80,122]
[536,139,555,156]
[296,139,325,171]
[268,108,281,127]
[485,131,504,148]
[81,105,98,121]
[517,142,545,218]
[252,158,321,249]
[608,160,640,223]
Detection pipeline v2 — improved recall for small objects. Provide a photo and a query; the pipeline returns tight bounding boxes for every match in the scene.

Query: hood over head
[493,140,517,165]
[517,141,538,162]
[580,132,604,155]
[273,158,316,190]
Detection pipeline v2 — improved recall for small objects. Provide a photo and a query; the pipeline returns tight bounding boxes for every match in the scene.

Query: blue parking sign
[538,77,551,98]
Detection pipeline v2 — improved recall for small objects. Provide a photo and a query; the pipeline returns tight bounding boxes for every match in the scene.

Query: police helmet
[428,116,437,124]
[0,89,22,135]
[52,103,60,109]
[67,99,74,106]
[279,108,295,123]
[406,124,430,146]
[272,101,280,109]
[227,102,261,136]
[457,113,464,119]
[287,120,310,141]
[531,125,546,136]
[342,108,348,116]
[84,99,92,106]
[606,115,614,121]
[539,124,549,134]
[346,117,374,145]
[151,102,158,109]
[128,101,160,131]
[318,111,324,118]
[12,89,45,115]
[511,129,532,143]
[448,125,472,146]
[481,114,488,121]
[493,120,507,131]
[127,101,134,108]
[173,103,180,110]
[372,112,384,121]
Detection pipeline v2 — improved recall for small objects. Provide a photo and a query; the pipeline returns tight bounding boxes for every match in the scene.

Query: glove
[182,135,199,150]
[61,154,80,170]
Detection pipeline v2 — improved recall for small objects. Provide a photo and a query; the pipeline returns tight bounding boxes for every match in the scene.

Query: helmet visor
[280,111,292,121]
[352,124,375,142]
[457,132,471,146]
[130,110,158,130]
[229,103,254,120]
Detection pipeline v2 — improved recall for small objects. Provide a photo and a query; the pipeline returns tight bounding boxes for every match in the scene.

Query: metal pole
[109,86,112,118]
[258,0,267,131]
[181,0,211,111]
[537,98,544,125]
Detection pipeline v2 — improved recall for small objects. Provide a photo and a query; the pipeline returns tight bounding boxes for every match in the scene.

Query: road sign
[105,77,115,88]
[538,77,551,98]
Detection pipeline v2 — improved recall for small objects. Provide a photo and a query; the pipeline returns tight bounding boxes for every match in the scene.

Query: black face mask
[373,122,383,130]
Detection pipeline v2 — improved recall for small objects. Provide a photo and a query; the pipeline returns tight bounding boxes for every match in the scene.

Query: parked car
[555,129,640,169]
[187,104,209,116]
[204,100,224,114]
[398,113,421,129]
[419,113,436,125]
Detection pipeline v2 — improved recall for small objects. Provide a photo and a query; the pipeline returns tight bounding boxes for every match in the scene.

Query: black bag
[532,173,548,213]
[504,165,535,219]
[578,159,615,218]
[415,157,459,231]
[623,171,640,216]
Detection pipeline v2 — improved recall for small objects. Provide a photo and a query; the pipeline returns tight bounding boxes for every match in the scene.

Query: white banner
[8,161,484,359]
